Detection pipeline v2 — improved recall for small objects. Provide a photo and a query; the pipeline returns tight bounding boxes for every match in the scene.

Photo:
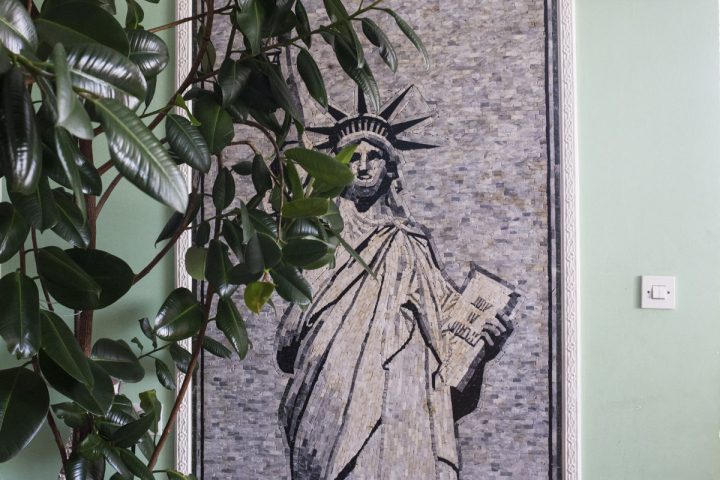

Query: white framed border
[171,0,581,477]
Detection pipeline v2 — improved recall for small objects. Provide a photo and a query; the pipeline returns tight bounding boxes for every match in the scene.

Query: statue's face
[339,135,399,210]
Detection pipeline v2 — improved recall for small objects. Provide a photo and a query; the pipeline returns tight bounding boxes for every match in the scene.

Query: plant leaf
[218,59,251,107]
[334,144,357,164]
[51,43,94,139]
[78,433,104,461]
[239,201,256,243]
[0,66,42,195]
[115,447,154,480]
[7,174,58,232]
[206,239,238,298]
[221,220,244,260]
[154,358,176,390]
[251,153,272,196]
[111,407,155,447]
[333,33,380,112]
[227,262,262,286]
[194,95,235,156]
[382,8,429,69]
[40,310,93,386]
[51,189,92,248]
[333,231,376,278]
[169,343,194,374]
[91,338,144,383]
[259,61,302,123]
[244,232,281,274]
[212,167,235,212]
[296,48,327,111]
[284,148,355,186]
[37,246,102,308]
[202,336,232,358]
[281,197,329,218]
[270,266,312,305]
[126,28,169,77]
[322,200,343,233]
[52,402,88,429]
[234,0,265,56]
[95,98,188,213]
[361,18,398,73]
[0,203,29,263]
[0,271,40,359]
[294,0,311,48]
[215,298,249,359]
[0,0,37,55]
[36,1,130,55]
[282,237,329,267]
[195,222,210,247]
[165,114,211,174]
[154,288,204,341]
[0,368,49,463]
[184,245,207,281]
[244,281,275,313]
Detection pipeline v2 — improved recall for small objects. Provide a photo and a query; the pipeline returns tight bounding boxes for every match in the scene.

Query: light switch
[642,276,675,309]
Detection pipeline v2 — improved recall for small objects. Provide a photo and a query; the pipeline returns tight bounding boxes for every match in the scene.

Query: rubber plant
[0,0,428,477]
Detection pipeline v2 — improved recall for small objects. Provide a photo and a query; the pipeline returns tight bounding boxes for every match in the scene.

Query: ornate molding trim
[174,0,194,474]
[558,0,581,478]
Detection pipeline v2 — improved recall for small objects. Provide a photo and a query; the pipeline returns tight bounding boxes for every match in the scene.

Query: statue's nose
[358,152,368,171]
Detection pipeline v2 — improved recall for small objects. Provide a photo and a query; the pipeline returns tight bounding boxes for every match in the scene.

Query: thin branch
[32,356,67,471]
[229,140,260,154]
[225,25,237,60]
[148,5,233,33]
[96,173,123,215]
[98,160,113,176]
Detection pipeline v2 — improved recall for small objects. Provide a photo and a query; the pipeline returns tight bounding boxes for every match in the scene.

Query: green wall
[0,2,179,479]
[577,0,720,478]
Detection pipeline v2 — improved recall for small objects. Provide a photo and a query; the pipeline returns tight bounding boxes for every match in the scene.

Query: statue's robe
[276,201,519,480]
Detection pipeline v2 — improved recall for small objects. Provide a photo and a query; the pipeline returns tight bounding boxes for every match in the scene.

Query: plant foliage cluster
[0,0,427,477]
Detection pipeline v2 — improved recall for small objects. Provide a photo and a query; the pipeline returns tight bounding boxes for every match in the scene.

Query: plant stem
[138,344,171,359]
[148,5,233,33]
[96,173,123,215]
[97,160,113,176]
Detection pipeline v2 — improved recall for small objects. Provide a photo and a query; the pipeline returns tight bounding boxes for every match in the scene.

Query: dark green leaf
[0,203,29,263]
[212,167,235,211]
[334,231,376,278]
[294,0,311,48]
[270,266,312,305]
[284,148,355,186]
[154,358,176,390]
[40,309,93,386]
[202,336,232,358]
[383,8,429,69]
[124,0,143,29]
[52,402,87,429]
[165,114,211,174]
[138,317,156,346]
[334,33,380,112]
[282,237,328,267]
[296,48,327,111]
[215,298,249,359]
[234,0,265,56]
[264,0,295,37]
[66,43,146,110]
[131,337,143,352]
[51,43,94,139]
[95,98,188,213]
[195,222,210,247]
[37,246,101,308]
[244,232,281,274]
[285,160,304,200]
[206,239,238,298]
[251,153,272,196]
[322,200,343,233]
[218,59,251,107]
[154,288,204,341]
[281,197,329,218]
[227,262,262,286]
[126,28,169,77]
[361,18,398,73]
[39,352,114,416]
[232,160,253,176]
[156,211,183,246]
[250,208,278,237]
[145,75,156,107]
[0,66,42,195]
[0,0,38,55]
[286,217,318,238]
[91,338,144,383]
[239,201,256,243]
[111,408,155,448]
[0,368,48,463]
[54,127,89,215]
[259,61,302,123]
[36,2,130,55]
[244,281,275,313]
[8,174,59,232]
[51,189,91,248]
[116,447,154,480]
[222,220,244,260]
[138,390,160,434]
[41,135,101,196]
[185,245,207,281]
[194,95,235,156]
[104,446,131,479]
[78,433,104,461]
[169,343,193,374]
[0,271,39,359]
[195,24,215,73]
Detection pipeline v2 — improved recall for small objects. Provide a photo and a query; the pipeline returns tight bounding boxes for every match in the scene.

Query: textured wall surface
[197,0,557,478]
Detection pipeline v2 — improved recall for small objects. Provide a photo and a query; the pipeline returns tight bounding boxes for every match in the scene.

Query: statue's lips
[354,168,384,187]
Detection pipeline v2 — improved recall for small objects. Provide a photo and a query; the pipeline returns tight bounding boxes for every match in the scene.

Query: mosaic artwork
[194,0,561,478]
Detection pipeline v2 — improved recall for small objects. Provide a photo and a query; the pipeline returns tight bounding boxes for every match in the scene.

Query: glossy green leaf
[52,402,87,429]
[227,262,262,286]
[194,95,235,156]
[7,175,58,232]
[40,352,114,416]
[138,317,156,347]
[195,222,210,247]
[0,67,42,195]
[222,220,244,260]
[138,390,161,434]
[282,237,329,267]
[361,18,398,73]
[251,153,272,196]
[296,48,327,111]
[145,74,157,107]
[54,128,88,215]
[251,209,278,237]
[154,358,176,390]
[37,246,101,308]
[195,24,215,73]
[284,148,355,186]
[235,0,265,56]
[41,134,102,196]
[335,144,357,164]
[52,43,94,140]
[270,266,312,305]
[40,309,93,386]
[264,0,294,37]
[294,0,311,48]
[0,0,37,55]
[126,28,169,77]
[95,98,188,213]
[169,343,194,374]
[244,232,281,274]
[51,189,91,248]
[91,338,144,383]
[0,203,29,263]
[285,160,304,200]
[78,433,104,462]
[154,288,204,341]
[0,368,49,463]
[111,406,156,447]
[203,336,232,358]
[281,197,329,218]
[244,281,275,314]
[124,0,143,30]
[113,447,153,480]
[185,245,207,281]
[37,2,129,54]
[215,298,249,359]
[231,160,253,176]
[382,8,429,69]
[166,114,211,174]
[239,201,256,243]
[104,446,131,479]
[0,271,40,359]
[66,43,146,110]
[206,239,238,299]
[334,33,380,112]
[212,167,235,212]
[218,59,251,107]
[322,200,343,233]
[286,217,318,239]
[260,61,302,123]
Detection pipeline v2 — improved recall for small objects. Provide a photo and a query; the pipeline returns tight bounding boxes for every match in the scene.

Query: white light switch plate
[641,276,676,309]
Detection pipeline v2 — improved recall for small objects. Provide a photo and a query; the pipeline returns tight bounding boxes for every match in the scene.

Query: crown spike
[391,115,434,135]
[379,84,414,120]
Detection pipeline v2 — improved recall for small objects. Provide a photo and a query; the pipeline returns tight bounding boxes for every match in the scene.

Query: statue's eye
[367,151,382,161]
[350,153,362,163]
